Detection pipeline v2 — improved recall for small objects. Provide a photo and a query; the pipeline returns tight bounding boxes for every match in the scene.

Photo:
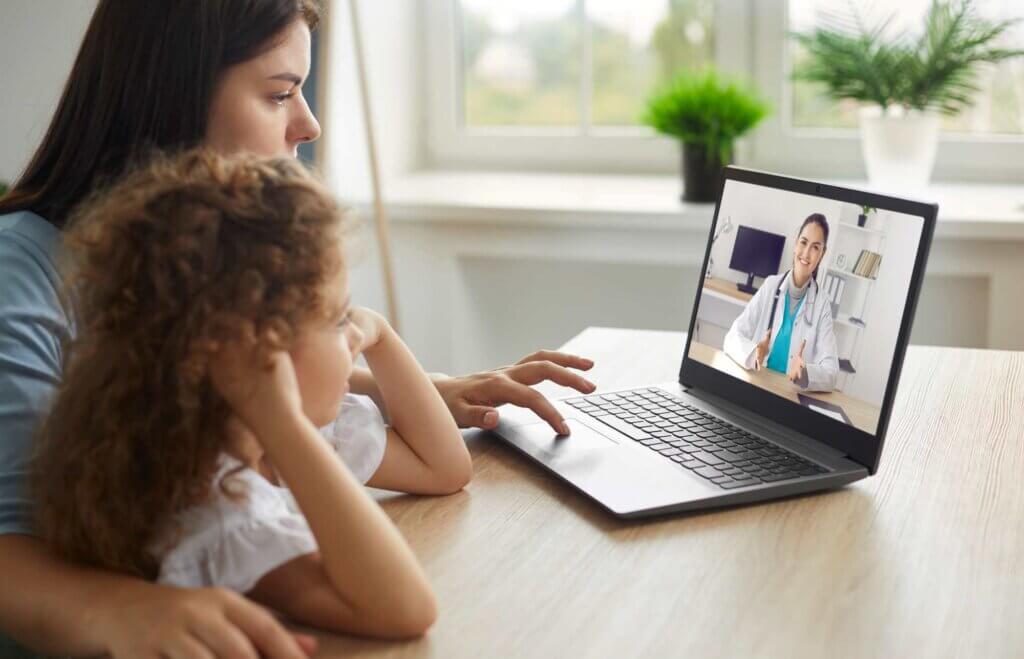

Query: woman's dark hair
[797,213,830,281]
[0,0,321,228]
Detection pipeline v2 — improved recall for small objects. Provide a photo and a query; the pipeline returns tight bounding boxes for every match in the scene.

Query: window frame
[423,0,1024,181]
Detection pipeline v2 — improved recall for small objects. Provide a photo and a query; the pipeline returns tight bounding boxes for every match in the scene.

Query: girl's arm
[211,346,436,638]
[255,409,437,637]
[352,309,472,495]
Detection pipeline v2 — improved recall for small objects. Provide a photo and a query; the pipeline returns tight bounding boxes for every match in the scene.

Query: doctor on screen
[723,213,840,392]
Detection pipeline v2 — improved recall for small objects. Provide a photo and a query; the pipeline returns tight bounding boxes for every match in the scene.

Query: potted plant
[791,0,1023,189]
[642,68,769,203]
[857,204,876,228]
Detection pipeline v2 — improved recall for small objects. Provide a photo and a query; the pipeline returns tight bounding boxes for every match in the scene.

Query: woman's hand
[787,340,807,384]
[209,340,304,438]
[754,329,772,371]
[434,351,596,435]
[102,582,317,659]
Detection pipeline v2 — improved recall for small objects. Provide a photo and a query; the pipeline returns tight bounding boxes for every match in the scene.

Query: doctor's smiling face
[793,214,829,287]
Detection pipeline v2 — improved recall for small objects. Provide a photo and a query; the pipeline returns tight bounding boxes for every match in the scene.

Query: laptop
[493,166,937,517]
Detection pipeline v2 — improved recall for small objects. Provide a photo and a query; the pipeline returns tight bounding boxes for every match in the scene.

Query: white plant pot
[859,106,940,191]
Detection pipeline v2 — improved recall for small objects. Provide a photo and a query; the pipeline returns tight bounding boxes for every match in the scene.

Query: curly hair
[32,149,348,579]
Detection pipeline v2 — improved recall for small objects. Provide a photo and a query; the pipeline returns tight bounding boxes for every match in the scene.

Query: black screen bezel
[678,166,937,473]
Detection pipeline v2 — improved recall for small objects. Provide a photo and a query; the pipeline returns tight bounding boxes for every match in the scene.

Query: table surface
[311,327,1024,658]
[687,340,881,434]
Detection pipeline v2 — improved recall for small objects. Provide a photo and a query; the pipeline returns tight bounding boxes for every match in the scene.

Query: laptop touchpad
[514,419,618,455]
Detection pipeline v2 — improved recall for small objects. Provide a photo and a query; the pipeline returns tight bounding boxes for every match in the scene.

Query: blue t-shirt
[766,293,803,375]
[0,210,71,537]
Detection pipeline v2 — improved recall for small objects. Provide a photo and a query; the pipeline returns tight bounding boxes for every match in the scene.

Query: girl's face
[793,222,826,284]
[291,268,364,427]
[205,19,321,158]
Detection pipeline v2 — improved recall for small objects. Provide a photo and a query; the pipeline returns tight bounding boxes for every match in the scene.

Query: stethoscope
[766,270,818,337]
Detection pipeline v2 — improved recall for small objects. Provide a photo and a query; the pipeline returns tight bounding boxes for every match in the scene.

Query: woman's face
[793,222,826,284]
[291,267,363,427]
[205,19,321,158]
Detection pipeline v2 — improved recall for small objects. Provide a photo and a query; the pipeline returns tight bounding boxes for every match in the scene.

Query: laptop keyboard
[563,387,828,490]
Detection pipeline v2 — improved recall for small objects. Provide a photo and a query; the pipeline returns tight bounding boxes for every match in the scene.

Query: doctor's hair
[0,0,322,228]
[797,213,830,281]
[32,149,350,580]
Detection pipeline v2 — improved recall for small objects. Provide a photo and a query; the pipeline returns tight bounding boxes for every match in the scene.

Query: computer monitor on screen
[729,225,785,294]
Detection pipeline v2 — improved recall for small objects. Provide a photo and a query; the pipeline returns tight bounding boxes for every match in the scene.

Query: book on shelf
[852,250,882,279]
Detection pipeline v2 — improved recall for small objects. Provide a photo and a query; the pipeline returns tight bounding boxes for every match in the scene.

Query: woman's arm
[352,309,471,494]
[0,534,315,658]
[724,283,773,369]
[802,306,840,392]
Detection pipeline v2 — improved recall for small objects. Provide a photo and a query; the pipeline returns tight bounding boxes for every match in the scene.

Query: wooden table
[311,327,1024,658]
[688,340,881,434]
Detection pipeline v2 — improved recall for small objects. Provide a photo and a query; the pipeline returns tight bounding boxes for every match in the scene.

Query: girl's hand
[434,351,596,435]
[209,342,304,436]
[348,306,388,353]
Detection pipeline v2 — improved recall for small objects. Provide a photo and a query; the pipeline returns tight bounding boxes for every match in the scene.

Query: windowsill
[374,170,1024,240]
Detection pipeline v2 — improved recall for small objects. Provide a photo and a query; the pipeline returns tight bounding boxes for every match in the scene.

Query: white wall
[840,210,924,405]
[0,1,97,185]
[319,0,425,325]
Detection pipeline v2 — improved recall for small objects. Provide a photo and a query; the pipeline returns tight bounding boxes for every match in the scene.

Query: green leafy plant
[0,181,9,198]
[860,204,876,215]
[791,0,1024,115]
[641,68,770,163]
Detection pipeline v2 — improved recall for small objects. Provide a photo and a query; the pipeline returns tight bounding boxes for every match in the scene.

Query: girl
[723,213,840,392]
[33,149,471,640]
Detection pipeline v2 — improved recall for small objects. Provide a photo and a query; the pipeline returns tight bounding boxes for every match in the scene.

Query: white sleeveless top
[154,394,387,594]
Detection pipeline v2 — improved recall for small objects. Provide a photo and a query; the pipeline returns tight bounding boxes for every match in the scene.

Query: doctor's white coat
[722,271,840,392]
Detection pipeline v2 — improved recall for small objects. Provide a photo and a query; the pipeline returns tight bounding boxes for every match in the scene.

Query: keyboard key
[691,451,725,466]
[712,449,743,463]
[718,478,762,489]
[681,459,703,469]
[648,443,672,452]
[660,447,682,457]
[694,466,723,479]
[593,415,651,440]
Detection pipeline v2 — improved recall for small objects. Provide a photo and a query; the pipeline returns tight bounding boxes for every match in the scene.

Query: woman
[0,2,594,657]
[723,213,839,392]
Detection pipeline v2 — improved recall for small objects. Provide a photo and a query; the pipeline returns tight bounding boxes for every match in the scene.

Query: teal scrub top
[766,293,803,375]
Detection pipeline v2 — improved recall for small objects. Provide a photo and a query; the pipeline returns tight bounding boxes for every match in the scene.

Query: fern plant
[791,0,1023,115]
[641,68,769,163]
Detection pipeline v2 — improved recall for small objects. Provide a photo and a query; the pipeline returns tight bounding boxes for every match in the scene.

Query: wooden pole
[347,0,400,333]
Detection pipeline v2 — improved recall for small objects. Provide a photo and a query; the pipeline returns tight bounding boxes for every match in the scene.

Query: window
[789,0,1024,136]
[458,0,715,129]
[424,0,1024,181]
[425,0,749,171]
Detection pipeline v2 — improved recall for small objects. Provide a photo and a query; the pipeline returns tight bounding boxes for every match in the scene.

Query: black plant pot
[857,213,868,227]
[681,142,730,203]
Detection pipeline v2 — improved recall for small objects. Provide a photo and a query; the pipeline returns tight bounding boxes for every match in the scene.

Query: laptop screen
[686,175,927,440]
